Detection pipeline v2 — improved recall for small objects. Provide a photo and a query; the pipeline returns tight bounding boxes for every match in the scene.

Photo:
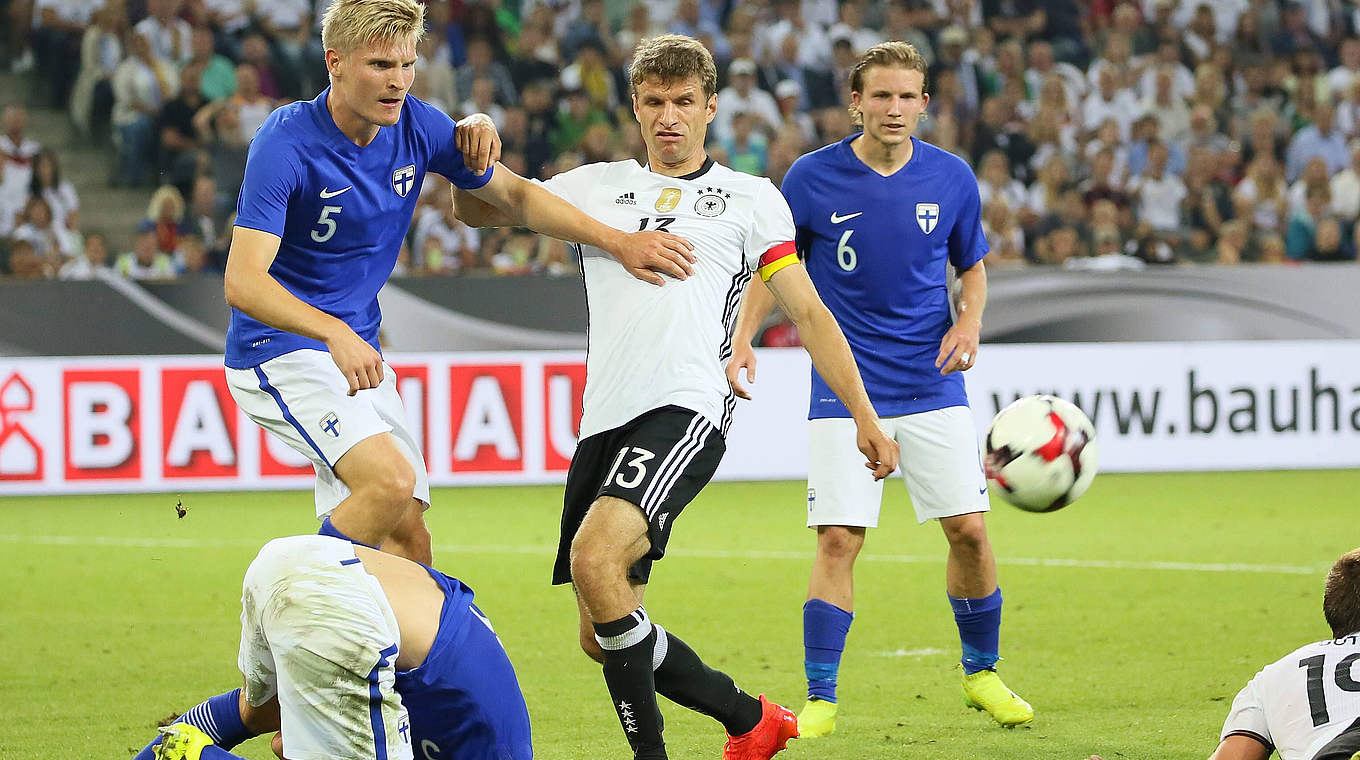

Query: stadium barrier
[1,341,1358,495]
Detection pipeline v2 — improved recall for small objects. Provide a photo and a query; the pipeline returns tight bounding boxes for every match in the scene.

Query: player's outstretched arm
[764,262,899,479]
[725,275,777,400]
[936,260,987,375]
[459,163,698,285]
[224,226,383,395]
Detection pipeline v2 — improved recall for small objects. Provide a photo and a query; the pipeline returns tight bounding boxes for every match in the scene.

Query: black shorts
[552,405,726,585]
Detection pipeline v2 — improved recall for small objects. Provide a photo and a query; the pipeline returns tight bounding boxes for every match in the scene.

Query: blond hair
[848,41,929,125]
[628,34,718,98]
[147,185,184,222]
[321,0,425,55]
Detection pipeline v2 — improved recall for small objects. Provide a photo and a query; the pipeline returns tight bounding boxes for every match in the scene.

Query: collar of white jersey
[642,155,716,181]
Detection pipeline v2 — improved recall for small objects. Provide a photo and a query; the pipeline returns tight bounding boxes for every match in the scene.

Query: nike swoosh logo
[830,211,863,223]
[319,186,352,198]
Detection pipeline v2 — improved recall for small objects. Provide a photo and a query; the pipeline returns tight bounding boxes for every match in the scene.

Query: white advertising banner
[1,341,1357,495]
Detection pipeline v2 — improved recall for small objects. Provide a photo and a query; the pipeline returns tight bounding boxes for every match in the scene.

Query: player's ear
[631,93,641,124]
[705,92,717,124]
[325,48,343,79]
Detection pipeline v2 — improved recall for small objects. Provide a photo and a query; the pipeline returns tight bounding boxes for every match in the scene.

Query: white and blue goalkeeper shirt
[780,134,989,419]
[226,89,493,369]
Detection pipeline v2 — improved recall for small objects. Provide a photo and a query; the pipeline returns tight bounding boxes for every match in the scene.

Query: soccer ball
[983,395,1098,513]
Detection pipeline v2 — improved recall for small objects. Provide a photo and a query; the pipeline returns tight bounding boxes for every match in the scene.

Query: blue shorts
[397,570,533,760]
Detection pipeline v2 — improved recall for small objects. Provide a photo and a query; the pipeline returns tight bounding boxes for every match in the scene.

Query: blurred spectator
[31,0,94,108]
[113,32,178,186]
[1287,184,1355,260]
[158,63,208,192]
[829,0,884,57]
[238,32,284,100]
[192,97,250,194]
[188,25,237,102]
[12,195,77,268]
[510,20,560,91]
[0,104,40,208]
[774,80,818,146]
[1271,1,1328,60]
[714,59,781,142]
[115,228,177,280]
[1286,100,1348,181]
[1082,65,1139,141]
[58,231,112,280]
[27,148,78,231]
[457,37,518,108]
[254,0,314,96]
[667,0,728,61]
[982,196,1026,266]
[416,34,458,112]
[200,0,250,43]
[460,77,506,128]
[143,184,187,257]
[1234,155,1289,234]
[1215,219,1251,264]
[721,112,769,176]
[1288,156,1333,216]
[135,0,193,67]
[551,88,608,155]
[70,6,124,139]
[1326,37,1360,101]
[177,233,210,274]
[1330,144,1360,222]
[978,149,1028,210]
[559,41,619,116]
[230,64,275,140]
[520,80,557,179]
[6,240,45,279]
[415,185,481,274]
[1181,147,1233,257]
[184,174,227,253]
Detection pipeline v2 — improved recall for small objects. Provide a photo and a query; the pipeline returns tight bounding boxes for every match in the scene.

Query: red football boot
[722,695,799,760]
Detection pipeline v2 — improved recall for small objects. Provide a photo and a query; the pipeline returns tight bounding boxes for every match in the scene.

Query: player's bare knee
[569,536,615,586]
[942,516,988,552]
[817,525,865,561]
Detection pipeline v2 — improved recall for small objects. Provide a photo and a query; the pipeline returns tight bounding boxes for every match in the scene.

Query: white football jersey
[538,158,797,441]
[1222,633,1360,759]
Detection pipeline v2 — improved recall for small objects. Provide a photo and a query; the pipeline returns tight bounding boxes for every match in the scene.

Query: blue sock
[949,587,1003,674]
[804,599,853,702]
[318,516,378,549]
[130,688,254,760]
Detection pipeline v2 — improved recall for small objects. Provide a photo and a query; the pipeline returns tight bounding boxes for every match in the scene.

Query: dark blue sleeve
[234,126,300,237]
[949,167,989,269]
[417,99,494,191]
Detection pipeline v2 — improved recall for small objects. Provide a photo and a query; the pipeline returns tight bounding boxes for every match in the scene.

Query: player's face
[632,76,717,170]
[328,36,418,129]
[852,66,929,148]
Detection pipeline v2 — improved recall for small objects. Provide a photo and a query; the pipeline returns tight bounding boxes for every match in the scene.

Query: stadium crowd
[3,0,1360,283]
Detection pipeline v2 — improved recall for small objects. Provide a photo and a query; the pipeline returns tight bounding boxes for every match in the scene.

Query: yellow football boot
[961,668,1033,727]
[155,723,215,760]
[796,698,838,738]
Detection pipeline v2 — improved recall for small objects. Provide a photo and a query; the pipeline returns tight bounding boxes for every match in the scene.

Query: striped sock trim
[651,624,669,670]
[594,608,652,651]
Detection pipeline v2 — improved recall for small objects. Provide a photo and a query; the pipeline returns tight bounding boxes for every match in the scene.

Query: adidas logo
[615,191,637,205]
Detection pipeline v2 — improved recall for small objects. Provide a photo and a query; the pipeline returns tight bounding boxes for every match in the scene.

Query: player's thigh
[807,417,887,528]
[890,406,990,524]
[226,349,394,474]
[595,407,724,568]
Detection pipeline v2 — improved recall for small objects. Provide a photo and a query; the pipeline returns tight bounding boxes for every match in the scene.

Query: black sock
[651,624,763,736]
[595,608,666,759]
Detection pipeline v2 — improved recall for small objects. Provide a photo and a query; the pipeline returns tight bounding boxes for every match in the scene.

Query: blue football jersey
[226,89,493,369]
[397,569,532,760]
[781,135,989,419]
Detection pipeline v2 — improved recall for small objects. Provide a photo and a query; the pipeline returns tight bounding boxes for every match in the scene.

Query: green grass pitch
[2,470,1355,759]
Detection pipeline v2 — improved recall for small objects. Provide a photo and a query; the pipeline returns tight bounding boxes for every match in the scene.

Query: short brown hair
[628,34,718,98]
[848,41,929,123]
[321,0,425,55]
[1325,548,1360,638]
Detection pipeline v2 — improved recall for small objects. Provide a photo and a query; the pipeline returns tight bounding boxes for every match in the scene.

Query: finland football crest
[392,164,416,197]
[916,202,940,234]
[319,412,340,438]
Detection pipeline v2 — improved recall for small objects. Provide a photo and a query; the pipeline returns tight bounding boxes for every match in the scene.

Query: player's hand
[613,230,697,285]
[856,421,898,480]
[456,113,502,176]
[936,318,981,375]
[725,342,757,400]
[326,326,384,396]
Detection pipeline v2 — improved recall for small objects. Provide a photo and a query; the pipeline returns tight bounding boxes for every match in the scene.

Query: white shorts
[226,349,430,518]
[238,535,413,760]
[806,405,990,527]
